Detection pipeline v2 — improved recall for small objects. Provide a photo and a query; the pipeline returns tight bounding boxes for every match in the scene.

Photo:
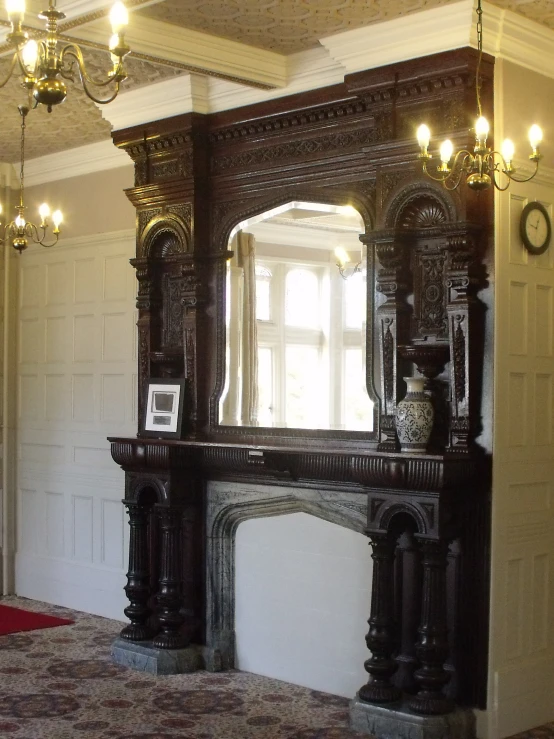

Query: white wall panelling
[489,80,554,734]
[15,230,136,619]
[235,512,371,698]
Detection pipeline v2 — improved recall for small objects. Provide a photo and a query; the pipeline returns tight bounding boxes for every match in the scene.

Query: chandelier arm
[421,161,450,184]
[501,160,540,185]
[60,45,125,89]
[491,174,511,192]
[80,76,122,104]
[421,151,472,186]
[37,232,60,248]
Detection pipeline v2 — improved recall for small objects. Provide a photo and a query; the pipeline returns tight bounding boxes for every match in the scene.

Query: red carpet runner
[0,604,73,635]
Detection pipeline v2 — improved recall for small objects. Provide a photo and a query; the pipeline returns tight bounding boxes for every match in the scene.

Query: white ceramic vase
[395,377,434,454]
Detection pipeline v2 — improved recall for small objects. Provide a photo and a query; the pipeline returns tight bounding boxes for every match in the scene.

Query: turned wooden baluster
[121,500,154,642]
[359,532,401,704]
[153,505,188,649]
[409,540,454,715]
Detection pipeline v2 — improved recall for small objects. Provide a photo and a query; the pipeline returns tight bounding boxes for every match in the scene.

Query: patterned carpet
[0,596,551,739]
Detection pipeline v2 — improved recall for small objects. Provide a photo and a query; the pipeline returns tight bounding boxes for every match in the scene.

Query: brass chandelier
[2,0,130,111]
[416,0,543,191]
[0,105,62,253]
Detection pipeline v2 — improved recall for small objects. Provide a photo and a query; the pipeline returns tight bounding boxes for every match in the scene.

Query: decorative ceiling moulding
[320,0,474,75]
[101,75,210,131]
[75,12,287,89]
[21,139,130,187]
[320,0,554,83]
[206,48,346,115]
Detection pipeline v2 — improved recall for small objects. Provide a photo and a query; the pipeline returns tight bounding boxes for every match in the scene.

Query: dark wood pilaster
[374,232,411,452]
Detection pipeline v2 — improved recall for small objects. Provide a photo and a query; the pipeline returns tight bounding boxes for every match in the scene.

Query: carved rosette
[120,501,154,642]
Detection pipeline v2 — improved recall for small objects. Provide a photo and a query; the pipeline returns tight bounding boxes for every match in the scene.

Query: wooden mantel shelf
[108,435,479,494]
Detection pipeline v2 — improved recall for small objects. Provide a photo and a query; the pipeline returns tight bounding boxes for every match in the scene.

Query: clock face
[525,209,548,248]
[521,202,552,255]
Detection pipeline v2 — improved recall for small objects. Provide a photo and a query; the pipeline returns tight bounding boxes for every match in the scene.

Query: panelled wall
[15,230,136,618]
[489,60,554,738]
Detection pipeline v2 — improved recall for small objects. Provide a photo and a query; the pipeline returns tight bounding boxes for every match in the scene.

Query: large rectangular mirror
[218,201,374,431]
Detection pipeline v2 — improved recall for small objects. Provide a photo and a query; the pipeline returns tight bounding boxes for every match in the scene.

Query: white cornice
[21,139,130,187]
[103,48,345,130]
[207,47,346,114]
[320,0,554,83]
[101,74,210,130]
[487,5,554,80]
[76,12,287,90]
[320,0,474,75]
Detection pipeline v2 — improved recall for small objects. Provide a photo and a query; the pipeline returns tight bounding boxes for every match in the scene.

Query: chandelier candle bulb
[21,39,38,74]
[52,210,63,232]
[110,1,129,34]
[334,246,350,268]
[501,139,515,169]
[38,203,50,224]
[529,124,543,154]
[475,116,489,146]
[439,139,453,170]
[6,0,24,21]
[417,124,431,154]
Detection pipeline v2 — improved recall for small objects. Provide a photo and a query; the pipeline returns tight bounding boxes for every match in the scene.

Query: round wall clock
[520,201,552,255]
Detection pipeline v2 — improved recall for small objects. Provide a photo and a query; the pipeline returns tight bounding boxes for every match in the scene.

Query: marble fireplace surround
[205,479,368,670]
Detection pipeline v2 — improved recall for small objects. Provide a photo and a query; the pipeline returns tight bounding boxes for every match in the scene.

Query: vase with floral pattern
[395,377,434,454]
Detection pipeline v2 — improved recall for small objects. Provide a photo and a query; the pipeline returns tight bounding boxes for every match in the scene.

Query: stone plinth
[349,695,476,739]
[111,638,222,675]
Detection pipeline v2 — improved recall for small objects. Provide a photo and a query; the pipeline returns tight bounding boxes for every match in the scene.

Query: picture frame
[141,379,187,439]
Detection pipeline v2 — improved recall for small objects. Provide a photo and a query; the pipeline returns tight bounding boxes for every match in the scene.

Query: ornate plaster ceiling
[1,0,554,163]
[138,0,554,54]
[0,49,186,162]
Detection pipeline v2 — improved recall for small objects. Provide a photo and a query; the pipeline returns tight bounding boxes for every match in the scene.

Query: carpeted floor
[0,596,551,739]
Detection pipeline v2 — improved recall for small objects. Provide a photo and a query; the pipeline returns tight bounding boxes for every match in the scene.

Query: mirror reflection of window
[219,202,374,432]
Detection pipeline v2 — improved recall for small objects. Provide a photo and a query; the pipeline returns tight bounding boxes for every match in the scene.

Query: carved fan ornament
[399,199,447,229]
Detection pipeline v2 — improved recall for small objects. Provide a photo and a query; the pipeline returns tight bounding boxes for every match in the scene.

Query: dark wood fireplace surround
[109,48,493,716]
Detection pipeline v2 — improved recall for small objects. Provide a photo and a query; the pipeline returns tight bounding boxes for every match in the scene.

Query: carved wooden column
[373,230,411,451]
[153,504,188,649]
[120,500,154,642]
[409,539,454,715]
[359,532,401,704]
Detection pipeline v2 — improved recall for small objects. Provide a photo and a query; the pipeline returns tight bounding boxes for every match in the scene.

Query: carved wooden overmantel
[110,48,493,715]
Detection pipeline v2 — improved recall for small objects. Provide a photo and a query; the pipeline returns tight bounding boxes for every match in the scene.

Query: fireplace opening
[234,511,371,697]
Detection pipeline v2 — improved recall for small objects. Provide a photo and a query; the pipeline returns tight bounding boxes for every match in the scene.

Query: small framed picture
[142,379,186,439]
